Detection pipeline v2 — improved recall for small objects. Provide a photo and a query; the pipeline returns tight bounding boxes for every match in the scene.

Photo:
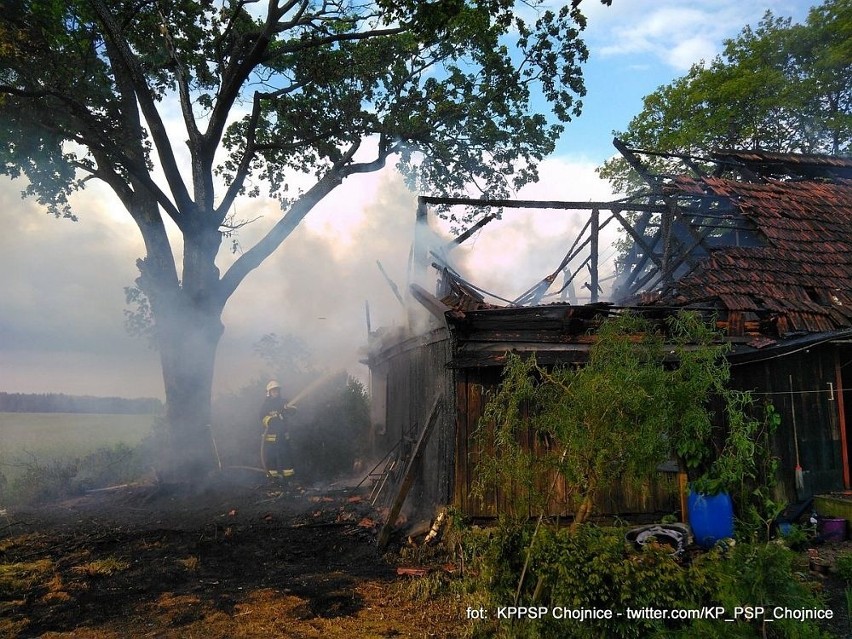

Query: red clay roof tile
[664,172,852,336]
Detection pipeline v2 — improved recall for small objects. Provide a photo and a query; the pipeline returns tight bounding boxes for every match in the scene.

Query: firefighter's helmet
[266,380,281,395]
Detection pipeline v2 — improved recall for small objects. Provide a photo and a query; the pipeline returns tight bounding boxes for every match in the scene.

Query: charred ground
[0,473,462,638]
[5,474,852,638]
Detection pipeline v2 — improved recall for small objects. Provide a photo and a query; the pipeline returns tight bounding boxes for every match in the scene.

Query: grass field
[0,412,157,483]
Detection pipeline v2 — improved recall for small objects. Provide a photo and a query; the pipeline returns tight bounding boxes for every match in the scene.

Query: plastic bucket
[688,491,734,549]
[818,517,847,542]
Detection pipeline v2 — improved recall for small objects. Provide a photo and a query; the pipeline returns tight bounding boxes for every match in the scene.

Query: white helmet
[266,380,281,393]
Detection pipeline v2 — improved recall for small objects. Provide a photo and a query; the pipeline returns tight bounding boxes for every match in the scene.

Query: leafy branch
[474,311,781,533]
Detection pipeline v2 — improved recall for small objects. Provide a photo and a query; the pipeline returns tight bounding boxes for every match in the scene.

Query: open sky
[0,0,818,400]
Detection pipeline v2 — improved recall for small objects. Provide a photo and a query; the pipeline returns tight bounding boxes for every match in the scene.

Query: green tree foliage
[0,1,604,479]
[474,312,779,529]
[599,0,851,193]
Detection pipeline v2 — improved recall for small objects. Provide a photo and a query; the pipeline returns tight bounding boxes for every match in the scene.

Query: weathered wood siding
[370,328,455,519]
[730,344,846,502]
[369,324,849,521]
[452,367,680,519]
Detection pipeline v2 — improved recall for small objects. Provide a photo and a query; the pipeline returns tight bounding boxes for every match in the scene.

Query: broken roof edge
[365,325,449,368]
[367,284,852,370]
[727,328,852,365]
[393,146,852,365]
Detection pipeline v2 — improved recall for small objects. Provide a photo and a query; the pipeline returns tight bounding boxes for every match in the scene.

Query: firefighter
[259,380,295,481]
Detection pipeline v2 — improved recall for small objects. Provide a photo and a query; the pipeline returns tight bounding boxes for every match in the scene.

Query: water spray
[285,369,344,408]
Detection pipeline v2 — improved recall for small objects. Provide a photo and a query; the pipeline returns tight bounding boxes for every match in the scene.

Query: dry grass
[176,555,199,571]
[0,558,54,597]
[71,557,130,578]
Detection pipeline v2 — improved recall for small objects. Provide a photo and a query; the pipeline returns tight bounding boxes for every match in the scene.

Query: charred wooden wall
[730,343,848,503]
[369,320,850,521]
[370,328,456,519]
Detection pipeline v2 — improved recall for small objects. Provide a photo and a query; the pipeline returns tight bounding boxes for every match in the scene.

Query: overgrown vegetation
[440,311,830,637]
[446,521,829,639]
[473,311,780,533]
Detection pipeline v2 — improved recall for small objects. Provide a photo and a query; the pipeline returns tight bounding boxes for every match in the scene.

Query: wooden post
[413,198,428,272]
[378,393,443,549]
[678,468,689,524]
[590,208,599,303]
[836,352,850,489]
[660,205,673,287]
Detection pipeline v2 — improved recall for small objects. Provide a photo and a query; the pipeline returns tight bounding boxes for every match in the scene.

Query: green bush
[835,551,852,584]
[461,523,829,639]
[466,523,697,639]
[474,312,782,536]
[678,542,828,639]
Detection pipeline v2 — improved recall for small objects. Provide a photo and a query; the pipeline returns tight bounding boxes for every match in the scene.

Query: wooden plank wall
[730,344,845,502]
[371,336,848,521]
[453,367,680,520]
[373,332,456,520]
[450,344,848,517]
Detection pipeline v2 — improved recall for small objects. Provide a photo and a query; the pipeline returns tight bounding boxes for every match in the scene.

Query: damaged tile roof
[664,174,852,336]
[712,149,852,180]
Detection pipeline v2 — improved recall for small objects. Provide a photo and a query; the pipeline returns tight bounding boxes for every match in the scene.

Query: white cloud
[0,177,162,396]
[588,1,814,71]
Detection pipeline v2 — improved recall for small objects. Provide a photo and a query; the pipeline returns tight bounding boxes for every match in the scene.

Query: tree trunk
[157,300,224,482]
[571,492,595,532]
[137,216,226,484]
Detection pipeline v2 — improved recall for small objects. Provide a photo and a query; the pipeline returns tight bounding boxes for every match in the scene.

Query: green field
[0,412,157,482]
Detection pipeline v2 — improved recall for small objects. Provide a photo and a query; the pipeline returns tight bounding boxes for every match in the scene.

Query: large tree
[0,1,600,480]
[599,0,851,193]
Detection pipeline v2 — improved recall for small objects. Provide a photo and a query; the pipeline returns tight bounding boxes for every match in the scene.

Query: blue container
[688,491,734,548]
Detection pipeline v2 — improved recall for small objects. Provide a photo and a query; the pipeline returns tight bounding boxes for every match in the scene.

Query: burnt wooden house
[366,144,852,524]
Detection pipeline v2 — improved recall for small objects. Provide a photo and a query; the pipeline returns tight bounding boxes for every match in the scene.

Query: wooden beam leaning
[376,260,405,307]
[445,213,496,250]
[377,393,444,549]
[612,138,713,286]
[609,207,664,271]
[617,209,653,290]
[410,283,456,321]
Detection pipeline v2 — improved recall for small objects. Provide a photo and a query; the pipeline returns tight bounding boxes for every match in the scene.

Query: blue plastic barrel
[688,491,734,548]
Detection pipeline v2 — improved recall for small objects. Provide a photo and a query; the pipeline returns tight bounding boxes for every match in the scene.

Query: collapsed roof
[404,141,852,350]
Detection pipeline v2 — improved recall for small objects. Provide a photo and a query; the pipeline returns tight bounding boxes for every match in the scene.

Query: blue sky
[556,0,815,161]
[0,0,822,398]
